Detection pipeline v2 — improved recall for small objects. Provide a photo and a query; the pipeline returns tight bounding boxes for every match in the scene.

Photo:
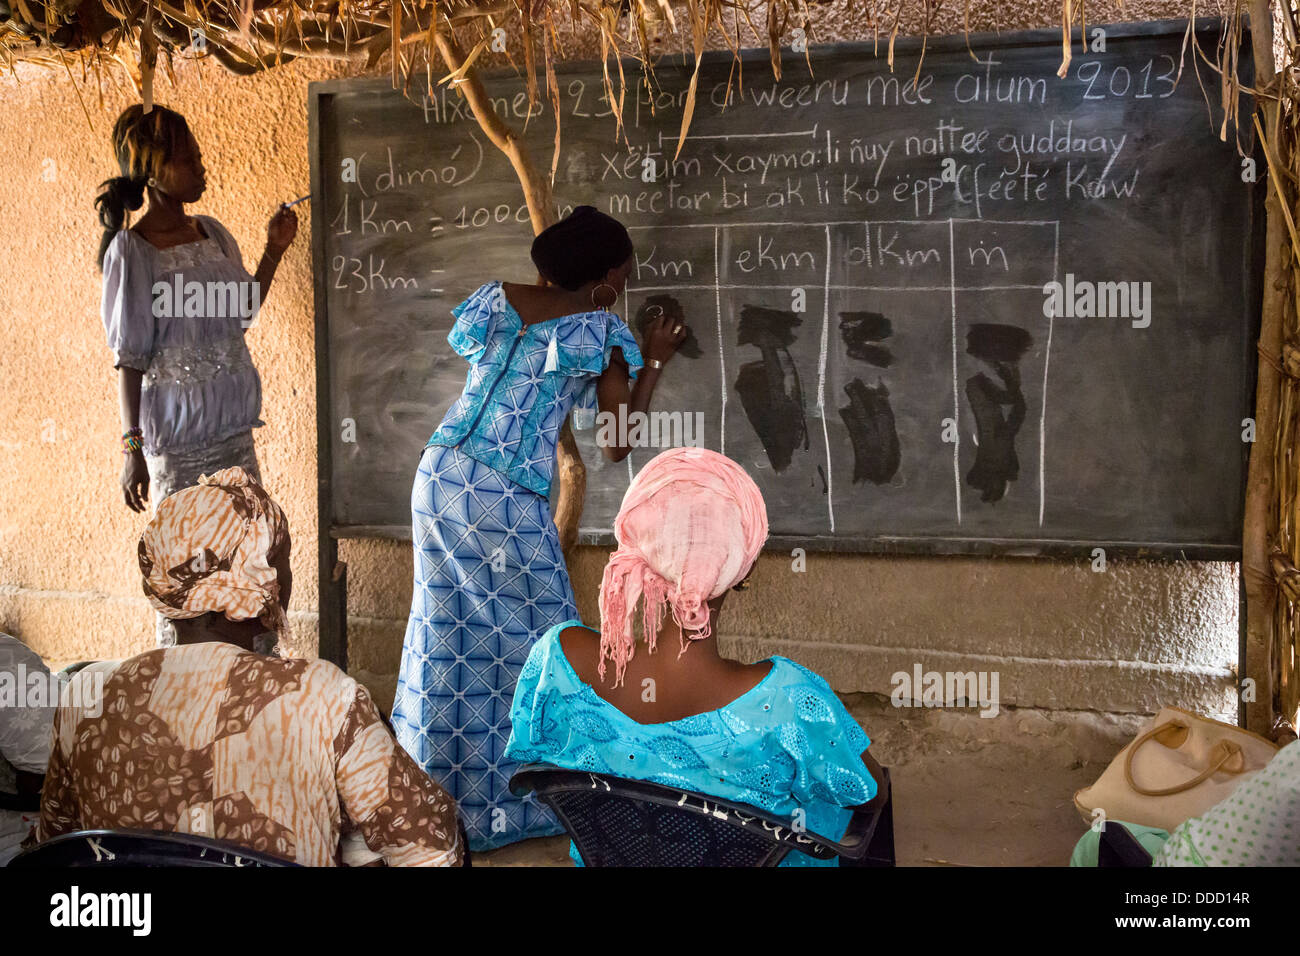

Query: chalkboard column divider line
[1039,221,1061,528]
[949,217,962,525]
[715,225,726,455]
[820,224,835,533]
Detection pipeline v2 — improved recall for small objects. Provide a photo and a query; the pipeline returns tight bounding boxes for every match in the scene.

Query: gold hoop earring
[591,282,617,310]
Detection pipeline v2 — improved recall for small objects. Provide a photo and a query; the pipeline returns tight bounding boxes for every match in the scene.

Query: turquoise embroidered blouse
[505,622,877,867]
[426,281,644,497]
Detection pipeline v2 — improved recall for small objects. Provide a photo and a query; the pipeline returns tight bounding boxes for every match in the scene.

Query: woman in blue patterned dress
[505,447,883,867]
[394,207,687,849]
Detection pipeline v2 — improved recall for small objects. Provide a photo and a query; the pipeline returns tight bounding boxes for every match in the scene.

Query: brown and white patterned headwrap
[138,467,290,638]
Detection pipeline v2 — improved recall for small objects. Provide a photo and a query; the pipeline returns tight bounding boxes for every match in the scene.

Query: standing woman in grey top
[96,104,298,644]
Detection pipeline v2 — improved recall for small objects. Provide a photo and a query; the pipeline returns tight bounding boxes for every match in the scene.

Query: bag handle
[1123,722,1244,797]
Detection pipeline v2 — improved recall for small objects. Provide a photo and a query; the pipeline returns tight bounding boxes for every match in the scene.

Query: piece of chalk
[282,194,311,208]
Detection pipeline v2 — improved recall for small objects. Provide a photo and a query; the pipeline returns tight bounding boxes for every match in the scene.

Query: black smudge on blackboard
[735,305,808,473]
[839,377,901,485]
[634,294,702,359]
[964,324,1031,504]
[965,323,1032,364]
[839,311,894,367]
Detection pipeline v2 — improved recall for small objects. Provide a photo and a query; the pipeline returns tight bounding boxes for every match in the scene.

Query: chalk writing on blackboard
[314,24,1256,556]
[624,218,1058,529]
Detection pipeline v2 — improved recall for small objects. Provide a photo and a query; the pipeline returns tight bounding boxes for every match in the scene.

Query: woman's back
[506,621,877,866]
[424,280,643,498]
[40,643,462,866]
[501,281,599,326]
[559,624,771,724]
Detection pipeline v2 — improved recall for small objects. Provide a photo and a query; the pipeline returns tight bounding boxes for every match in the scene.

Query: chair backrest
[544,782,789,866]
[9,829,298,868]
[511,765,894,867]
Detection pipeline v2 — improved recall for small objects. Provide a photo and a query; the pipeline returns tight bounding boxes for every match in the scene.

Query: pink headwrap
[597,447,769,687]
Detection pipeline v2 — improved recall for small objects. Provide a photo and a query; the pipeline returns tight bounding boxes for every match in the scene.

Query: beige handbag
[1074,706,1279,833]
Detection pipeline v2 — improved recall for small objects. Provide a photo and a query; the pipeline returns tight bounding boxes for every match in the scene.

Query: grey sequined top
[101,215,264,456]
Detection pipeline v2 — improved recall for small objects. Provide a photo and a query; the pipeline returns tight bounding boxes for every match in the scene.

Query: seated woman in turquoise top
[505,447,881,866]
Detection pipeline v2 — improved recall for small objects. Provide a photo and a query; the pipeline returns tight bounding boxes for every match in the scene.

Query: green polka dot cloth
[1153,740,1299,866]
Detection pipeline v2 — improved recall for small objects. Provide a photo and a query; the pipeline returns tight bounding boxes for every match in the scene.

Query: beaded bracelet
[121,428,143,455]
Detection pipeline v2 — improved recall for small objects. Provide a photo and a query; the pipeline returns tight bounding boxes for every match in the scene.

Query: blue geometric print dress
[393,281,643,850]
[506,622,878,867]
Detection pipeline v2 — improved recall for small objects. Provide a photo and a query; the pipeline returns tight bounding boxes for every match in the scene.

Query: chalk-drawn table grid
[624,218,1060,535]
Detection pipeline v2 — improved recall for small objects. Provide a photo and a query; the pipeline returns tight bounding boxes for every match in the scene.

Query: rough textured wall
[0,0,1242,720]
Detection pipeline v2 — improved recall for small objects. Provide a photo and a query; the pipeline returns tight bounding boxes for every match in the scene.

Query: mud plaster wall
[0,0,1245,719]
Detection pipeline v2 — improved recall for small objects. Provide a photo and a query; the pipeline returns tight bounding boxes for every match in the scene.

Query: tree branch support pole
[1244,0,1283,732]
[431,26,587,557]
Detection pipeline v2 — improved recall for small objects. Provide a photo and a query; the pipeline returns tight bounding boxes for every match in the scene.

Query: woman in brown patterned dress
[35,468,462,866]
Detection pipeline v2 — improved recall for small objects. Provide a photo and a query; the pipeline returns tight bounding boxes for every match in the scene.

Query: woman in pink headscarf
[505,447,882,866]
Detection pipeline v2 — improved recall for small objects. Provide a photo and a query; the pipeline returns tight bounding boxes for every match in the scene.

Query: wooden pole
[1243,0,1282,732]
[430,30,554,234]
[431,25,586,556]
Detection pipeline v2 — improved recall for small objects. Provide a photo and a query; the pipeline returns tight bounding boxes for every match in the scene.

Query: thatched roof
[3,1,1259,163]
[0,0,825,80]
[0,0,839,141]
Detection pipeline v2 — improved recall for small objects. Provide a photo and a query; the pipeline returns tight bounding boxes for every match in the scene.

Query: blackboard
[309,18,1261,559]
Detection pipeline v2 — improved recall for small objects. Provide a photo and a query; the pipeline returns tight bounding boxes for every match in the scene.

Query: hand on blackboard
[266,205,299,257]
[643,310,688,364]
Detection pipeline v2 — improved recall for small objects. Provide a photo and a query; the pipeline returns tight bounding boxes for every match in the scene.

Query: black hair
[95,174,147,267]
[530,205,634,291]
[95,104,193,269]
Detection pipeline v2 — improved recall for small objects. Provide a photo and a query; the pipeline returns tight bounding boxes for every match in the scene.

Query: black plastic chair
[510,763,895,867]
[8,829,299,868]
[55,660,96,679]
[1097,822,1154,867]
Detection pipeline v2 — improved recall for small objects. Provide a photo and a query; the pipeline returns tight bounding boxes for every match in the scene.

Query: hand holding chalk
[267,201,301,256]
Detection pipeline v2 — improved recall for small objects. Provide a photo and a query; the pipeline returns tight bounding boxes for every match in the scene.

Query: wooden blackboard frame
[310,17,1262,664]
